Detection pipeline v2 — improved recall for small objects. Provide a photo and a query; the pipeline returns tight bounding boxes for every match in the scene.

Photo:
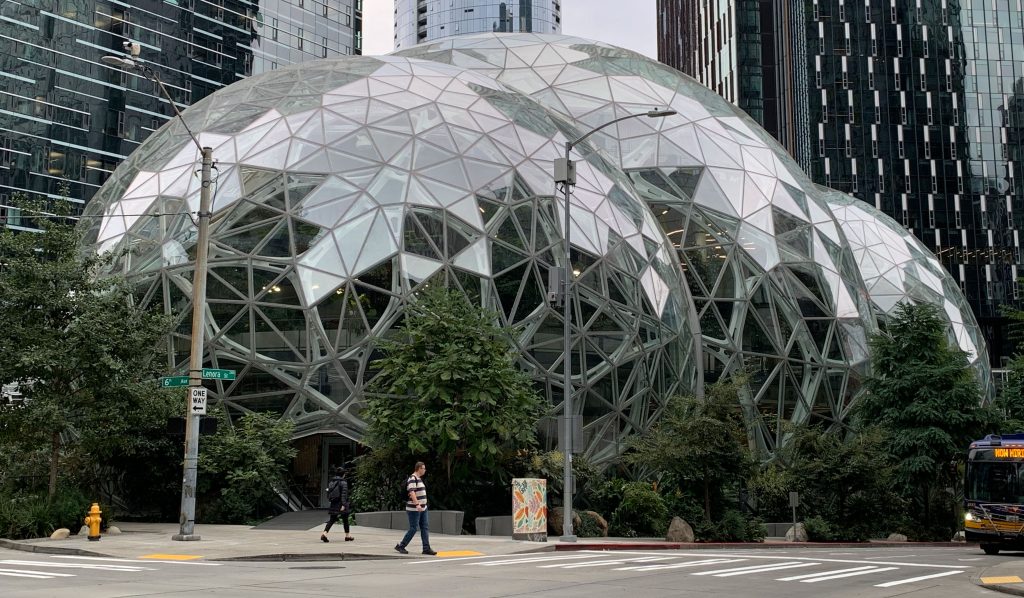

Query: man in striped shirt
[395,461,436,555]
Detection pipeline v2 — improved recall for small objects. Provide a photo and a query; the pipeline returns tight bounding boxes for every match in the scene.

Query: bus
[965,434,1024,554]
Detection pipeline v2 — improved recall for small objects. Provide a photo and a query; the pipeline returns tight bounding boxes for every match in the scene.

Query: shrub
[0,488,93,539]
[576,511,605,538]
[803,516,836,541]
[610,482,668,537]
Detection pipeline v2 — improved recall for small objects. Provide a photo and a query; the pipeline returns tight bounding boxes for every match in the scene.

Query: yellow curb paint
[436,550,483,558]
[138,554,203,561]
[981,576,1024,584]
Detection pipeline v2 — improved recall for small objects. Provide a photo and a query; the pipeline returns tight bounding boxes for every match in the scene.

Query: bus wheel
[982,544,1001,555]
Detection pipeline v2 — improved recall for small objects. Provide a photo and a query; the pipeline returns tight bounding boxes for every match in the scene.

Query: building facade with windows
[394,0,560,50]
[658,0,1024,364]
[0,0,361,231]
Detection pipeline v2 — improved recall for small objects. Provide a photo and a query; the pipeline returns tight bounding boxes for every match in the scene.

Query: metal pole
[173,145,213,542]
[561,140,576,543]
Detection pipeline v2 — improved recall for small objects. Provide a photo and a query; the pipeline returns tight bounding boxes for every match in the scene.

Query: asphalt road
[0,545,1011,597]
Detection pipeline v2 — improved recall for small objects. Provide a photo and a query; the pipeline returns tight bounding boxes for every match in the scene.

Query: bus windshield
[966,460,1024,503]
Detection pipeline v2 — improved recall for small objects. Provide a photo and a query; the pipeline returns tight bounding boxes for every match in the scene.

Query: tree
[995,354,1024,433]
[0,198,175,500]
[855,302,995,537]
[198,411,296,524]
[363,285,544,506]
[622,378,752,520]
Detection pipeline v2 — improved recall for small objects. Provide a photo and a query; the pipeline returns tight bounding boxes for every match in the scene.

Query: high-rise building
[394,1,560,50]
[0,0,362,231]
[658,0,1024,364]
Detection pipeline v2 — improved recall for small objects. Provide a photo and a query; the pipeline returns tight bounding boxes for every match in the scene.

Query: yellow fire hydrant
[84,503,102,541]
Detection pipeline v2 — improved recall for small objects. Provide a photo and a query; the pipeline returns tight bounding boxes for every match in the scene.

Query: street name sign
[201,368,236,380]
[160,376,190,388]
[190,387,208,415]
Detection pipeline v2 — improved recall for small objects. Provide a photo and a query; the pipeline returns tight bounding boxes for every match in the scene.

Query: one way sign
[190,387,208,415]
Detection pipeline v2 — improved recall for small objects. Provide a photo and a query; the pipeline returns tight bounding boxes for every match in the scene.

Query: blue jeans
[399,508,430,550]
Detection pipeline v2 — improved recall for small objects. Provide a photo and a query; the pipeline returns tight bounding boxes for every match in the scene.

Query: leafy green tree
[623,378,752,520]
[198,411,296,524]
[363,285,544,510]
[995,354,1024,432]
[0,199,175,500]
[752,425,906,541]
[855,302,995,537]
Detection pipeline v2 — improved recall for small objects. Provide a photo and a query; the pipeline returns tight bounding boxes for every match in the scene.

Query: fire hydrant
[84,503,102,541]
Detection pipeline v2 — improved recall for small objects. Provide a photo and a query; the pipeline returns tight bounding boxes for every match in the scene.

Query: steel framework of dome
[82,34,989,462]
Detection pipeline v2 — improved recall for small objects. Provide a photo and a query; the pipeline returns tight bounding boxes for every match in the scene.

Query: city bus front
[965,434,1024,555]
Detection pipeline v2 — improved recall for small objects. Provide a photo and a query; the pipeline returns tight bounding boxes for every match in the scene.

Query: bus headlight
[965,512,975,522]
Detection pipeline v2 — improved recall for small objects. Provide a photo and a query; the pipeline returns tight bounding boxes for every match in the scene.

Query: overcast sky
[361,1,657,58]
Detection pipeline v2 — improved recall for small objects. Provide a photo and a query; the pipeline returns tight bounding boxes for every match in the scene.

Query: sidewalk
[0,521,978,563]
[974,559,1024,597]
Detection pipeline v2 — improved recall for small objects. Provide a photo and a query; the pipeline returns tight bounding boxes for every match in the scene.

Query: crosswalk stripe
[713,562,819,577]
[53,555,220,566]
[615,558,745,572]
[0,559,152,572]
[471,554,596,566]
[693,561,805,576]
[875,570,963,587]
[0,568,74,579]
[539,557,670,569]
[800,566,898,583]
[778,566,879,581]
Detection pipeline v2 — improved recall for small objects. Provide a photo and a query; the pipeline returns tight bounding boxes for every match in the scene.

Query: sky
[361,1,657,58]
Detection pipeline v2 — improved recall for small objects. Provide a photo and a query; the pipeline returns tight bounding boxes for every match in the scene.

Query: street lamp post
[102,50,213,541]
[553,108,677,542]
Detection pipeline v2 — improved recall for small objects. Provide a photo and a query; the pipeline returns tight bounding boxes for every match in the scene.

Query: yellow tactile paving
[981,576,1024,584]
[436,550,483,558]
[138,554,203,561]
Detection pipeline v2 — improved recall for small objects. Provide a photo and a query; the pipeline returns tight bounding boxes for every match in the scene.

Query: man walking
[395,461,436,555]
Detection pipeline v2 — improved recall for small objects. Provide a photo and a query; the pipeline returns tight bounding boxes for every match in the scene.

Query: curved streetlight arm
[567,108,677,150]
[101,56,203,153]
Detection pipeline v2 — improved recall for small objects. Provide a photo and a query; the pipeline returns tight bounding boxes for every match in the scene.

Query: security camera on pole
[103,43,214,541]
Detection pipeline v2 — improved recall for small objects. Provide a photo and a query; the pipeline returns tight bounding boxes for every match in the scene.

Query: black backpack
[328,479,342,501]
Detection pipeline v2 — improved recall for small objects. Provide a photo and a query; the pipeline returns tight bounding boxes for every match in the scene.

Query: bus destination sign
[994,448,1024,458]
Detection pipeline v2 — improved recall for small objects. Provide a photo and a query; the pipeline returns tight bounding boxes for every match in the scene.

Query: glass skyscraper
[659,0,1024,364]
[0,0,362,231]
[394,0,560,50]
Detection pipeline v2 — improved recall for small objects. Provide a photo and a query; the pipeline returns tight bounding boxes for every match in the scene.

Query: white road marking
[799,566,898,583]
[957,557,984,562]
[540,557,670,569]
[0,559,152,572]
[615,558,745,572]
[471,554,597,566]
[778,566,880,581]
[573,550,970,569]
[693,561,807,576]
[52,555,220,566]
[874,570,964,587]
[713,562,819,577]
[0,568,74,579]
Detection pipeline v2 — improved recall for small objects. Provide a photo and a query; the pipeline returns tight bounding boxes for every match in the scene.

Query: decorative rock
[581,511,609,537]
[547,507,582,536]
[785,523,808,542]
[50,528,70,540]
[665,516,695,543]
[951,530,966,542]
[78,525,90,536]
[887,533,908,542]
[106,526,121,535]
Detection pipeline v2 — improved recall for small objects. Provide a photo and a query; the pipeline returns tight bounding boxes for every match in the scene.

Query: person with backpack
[394,461,436,555]
[320,466,353,543]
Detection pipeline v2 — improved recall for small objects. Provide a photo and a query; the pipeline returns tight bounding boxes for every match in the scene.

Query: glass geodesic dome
[83,34,990,464]
[81,55,698,465]
[397,34,885,452]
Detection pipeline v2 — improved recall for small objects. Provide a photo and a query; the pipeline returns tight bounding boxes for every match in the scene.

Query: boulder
[107,526,122,535]
[951,530,966,542]
[665,516,695,543]
[887,533,908,542]
[78,525,90,536]
[581,511,609,537]
[547,507,582,536]
[785,522,808,542]
[50,528,70,540]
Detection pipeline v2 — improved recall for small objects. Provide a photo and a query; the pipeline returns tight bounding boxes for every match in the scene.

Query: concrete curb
[973,567,1024,597]
[555,541,978,551]
[0,538,109,557]
[212,552,409,562]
